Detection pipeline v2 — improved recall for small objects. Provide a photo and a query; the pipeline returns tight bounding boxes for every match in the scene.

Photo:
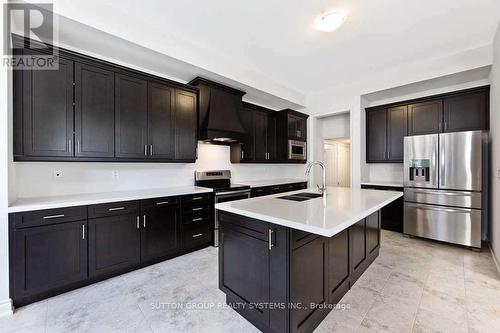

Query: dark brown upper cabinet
[19,52,74,158]
[74,63,115,158]
[366,86,489,164]
[174,90,197,160]
[407,100,442,135]
[115,74,149,159]
[366,108,387,162]
[238,105,255,162]
[148,82,175,160]
[443,90,488,132]
[366,105,407,163]
[13,36,199,163]
[285,111,307,141]
[387,105,407,161]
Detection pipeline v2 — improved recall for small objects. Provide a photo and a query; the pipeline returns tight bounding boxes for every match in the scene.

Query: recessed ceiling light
[313,11,347,32]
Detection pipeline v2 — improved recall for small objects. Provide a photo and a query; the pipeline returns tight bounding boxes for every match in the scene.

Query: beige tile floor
[1,230,499,333]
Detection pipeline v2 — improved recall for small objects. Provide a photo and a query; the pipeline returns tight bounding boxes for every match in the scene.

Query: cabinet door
[141,205,178,262]
[23,55,74,157]
[407,100,442,135]
[88,214,141,278]
[366,109,387,162]
[387,105,407,162]
[443,91,487,132]
[254,110,268,161]
[267,112,277,161]
[174,89,197,160]
[328,229,349,300]
[148,82,175,159]
[115,74,148,158]
[74,63,114,158]
[220,226,270,324]
[289,114,307,140]
[12,221,87,299]
[350,219,366,271]
[239,107,254,161]
[366,211,380,254]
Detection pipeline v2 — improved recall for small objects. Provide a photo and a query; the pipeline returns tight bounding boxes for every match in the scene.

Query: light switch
[112,171,120,180]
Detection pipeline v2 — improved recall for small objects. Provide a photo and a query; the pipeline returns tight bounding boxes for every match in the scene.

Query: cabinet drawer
[182,223,210,249]
[181,193,212,205]
[13,206,87,229]
[218,211,268,241]
[182,202,210,214]
[141,197,179,210]
[182,211,210,225]
[251,187,268,197]
[88,201,139,218]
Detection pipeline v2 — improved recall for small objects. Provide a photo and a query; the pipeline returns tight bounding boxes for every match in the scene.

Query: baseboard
[487,241,500,276]
[0,298,13,317]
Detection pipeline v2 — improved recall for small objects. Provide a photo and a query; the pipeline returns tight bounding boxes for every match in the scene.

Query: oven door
[214,190,251,247]
[288,140,306,160]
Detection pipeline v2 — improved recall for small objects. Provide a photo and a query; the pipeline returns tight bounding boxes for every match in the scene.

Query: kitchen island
[215,187,402,333]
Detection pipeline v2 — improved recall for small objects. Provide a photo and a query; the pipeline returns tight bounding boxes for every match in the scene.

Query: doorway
[324,139,350,187]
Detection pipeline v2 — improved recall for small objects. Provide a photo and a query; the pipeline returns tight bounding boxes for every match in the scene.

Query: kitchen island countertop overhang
[215,186,403,237]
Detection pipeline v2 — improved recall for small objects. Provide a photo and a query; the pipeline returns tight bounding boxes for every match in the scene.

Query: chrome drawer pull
[43,214,65,219]
[108,207,125,211]
[192,196,204,200]
[156,201,170,206]
[192,207,203,211]
[268,229,274,250]
[192,233,203,238]
[192,218,203,222]
[82,225,85,240]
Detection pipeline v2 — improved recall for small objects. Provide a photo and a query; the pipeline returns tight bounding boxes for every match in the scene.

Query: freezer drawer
[404,202,481,248]
[404,188,482,209]
[439,131,483,191]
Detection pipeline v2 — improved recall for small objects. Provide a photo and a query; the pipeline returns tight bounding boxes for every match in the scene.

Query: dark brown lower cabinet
[361,184,404,232]
[88,214,141,278]
[219,210,381,333]
[10,220,88,304]
[141,204,178,263]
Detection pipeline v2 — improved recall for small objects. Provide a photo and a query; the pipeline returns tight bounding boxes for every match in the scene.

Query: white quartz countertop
[8,186,213,213]
[361,181,404,188]
[215,187,403,237]
[239,178,308,188]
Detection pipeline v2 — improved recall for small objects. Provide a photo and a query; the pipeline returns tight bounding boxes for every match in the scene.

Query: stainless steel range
[195,170,251,247]
[403,130,488,249]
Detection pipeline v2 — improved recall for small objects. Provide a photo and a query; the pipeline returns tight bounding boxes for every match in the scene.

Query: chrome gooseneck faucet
[305,161,327,197]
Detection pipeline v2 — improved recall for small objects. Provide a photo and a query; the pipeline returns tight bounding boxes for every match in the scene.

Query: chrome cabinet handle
[144,144,148,156]
[143,215,146,228]
[82,225,85,240]
[241,150,244,159]
[43,214,65,219]
[192,217,203,222]
[192,196,203,200]
[108,207,125,211]
[192,207,203,211]
[68,139,72,153]
[136,216,140,229]
[77,140,81,154]
[156,201,170,206]
[192,233,203,238]
[149,145,153,156]
[268,229,274,250]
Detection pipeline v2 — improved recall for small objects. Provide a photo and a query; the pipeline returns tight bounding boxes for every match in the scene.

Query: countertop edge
[8,187,214,213]
[215,192,403,237]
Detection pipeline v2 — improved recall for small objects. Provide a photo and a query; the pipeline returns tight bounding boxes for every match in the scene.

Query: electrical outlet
[53,170,64,179]
[498,168,500,180]
[112,171,120,180]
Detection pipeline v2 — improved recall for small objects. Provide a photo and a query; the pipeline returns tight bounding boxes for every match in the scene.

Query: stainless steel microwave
[288,140,307,160]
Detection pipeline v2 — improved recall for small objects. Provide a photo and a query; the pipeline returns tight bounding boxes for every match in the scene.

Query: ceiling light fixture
[313,11,347,32]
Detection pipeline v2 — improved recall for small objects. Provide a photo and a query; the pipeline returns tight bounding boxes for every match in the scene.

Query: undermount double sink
[277,192,323,202]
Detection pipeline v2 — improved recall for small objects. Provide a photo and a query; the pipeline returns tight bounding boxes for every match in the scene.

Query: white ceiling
[46,0,500,97]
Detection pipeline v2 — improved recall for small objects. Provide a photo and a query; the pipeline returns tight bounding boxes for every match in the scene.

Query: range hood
[189,77,246,143]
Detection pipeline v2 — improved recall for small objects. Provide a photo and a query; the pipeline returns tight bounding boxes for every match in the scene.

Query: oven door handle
[215,189,252,198]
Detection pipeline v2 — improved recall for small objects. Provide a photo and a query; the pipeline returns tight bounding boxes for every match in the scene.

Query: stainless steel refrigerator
[403,130,488,249]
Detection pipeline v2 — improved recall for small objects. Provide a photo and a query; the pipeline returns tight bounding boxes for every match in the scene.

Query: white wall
[489,23,500,269]
[12,143,306,199]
